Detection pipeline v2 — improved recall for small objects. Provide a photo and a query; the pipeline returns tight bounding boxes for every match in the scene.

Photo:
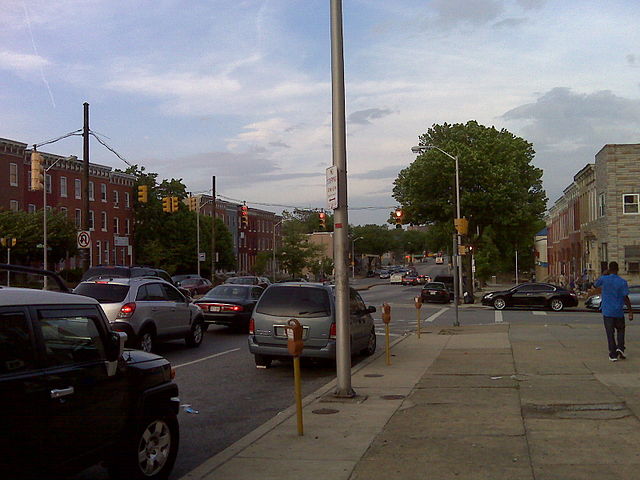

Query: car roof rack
[0,263,71,293]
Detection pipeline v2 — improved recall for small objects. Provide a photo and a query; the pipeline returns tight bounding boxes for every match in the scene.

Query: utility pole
[82,102,90,271]
[330,0,354,398]
[211,176,216,282]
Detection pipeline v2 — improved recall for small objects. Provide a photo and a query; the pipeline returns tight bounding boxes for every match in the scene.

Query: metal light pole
[351,236,363,279]
[412,145,461,327]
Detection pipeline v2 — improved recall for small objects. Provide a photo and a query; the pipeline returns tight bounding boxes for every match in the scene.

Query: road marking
[532,311,547,316]
[426,307,448,323]
[495,311,503,323]
[174,348,240,369]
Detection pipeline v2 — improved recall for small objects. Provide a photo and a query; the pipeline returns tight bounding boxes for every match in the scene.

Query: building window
[45,174,52,194]
[60,206,67,216]
[75,179,82,199]
[101,183,107,202]
[125,192,130,208]
[89,210,95,231]
[75,209,82,229]
[89,181,95,201]
[623,194,639,214]
[125,218,130,235]
[28,204,36,213]
[60,177,68,197]
[9,200,18,212]
[27,170,32,190]
[113,217,119,235]
[629,262,640,273]
[113,190,119,208]
[598,193,606,217]
[9,163,18,186]
[101,212,107,231]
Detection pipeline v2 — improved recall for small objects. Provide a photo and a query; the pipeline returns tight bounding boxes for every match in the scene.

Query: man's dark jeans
[603,316,625,358]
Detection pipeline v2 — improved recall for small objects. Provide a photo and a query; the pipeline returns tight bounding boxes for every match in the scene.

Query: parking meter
[382,303,391,324]
[286,319,304,357]
[414,296,423,309]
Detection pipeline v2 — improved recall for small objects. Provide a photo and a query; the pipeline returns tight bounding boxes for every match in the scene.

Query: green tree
[253,251,271,276]
[393,121,547,279]
[277,232,323,278]
[282,208,333,234]
[350,224,397,270]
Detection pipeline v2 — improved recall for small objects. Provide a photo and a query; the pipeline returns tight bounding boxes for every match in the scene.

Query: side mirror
[366,305,376,314]
[105,331,127,376]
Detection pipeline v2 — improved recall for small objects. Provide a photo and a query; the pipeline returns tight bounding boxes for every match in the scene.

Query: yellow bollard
[382,303,391,365]
[286,319,304,436]
[293,356,303,436]
[414,296,423,338]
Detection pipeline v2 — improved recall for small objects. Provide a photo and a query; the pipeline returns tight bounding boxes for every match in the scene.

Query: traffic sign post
[77,231,91,249]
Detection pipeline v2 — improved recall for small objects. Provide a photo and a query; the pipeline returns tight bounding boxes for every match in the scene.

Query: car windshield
[256,286,331,318]
[203,285,248,300]
[424,282,446,289]
[181,278,201,287]
[74,283,129,303]
[226,277,255,285]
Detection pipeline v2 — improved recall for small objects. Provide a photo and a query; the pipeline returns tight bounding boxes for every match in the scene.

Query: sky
[2,0,640,225]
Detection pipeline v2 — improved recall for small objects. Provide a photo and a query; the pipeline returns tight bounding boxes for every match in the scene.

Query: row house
[547,144,640,284]
[1,137,136,269]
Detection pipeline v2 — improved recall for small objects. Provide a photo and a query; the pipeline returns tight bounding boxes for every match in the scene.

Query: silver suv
[248,282,377,368]
[75,277,205,352]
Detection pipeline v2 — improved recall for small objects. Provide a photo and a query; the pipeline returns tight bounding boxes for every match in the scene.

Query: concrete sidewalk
[182,320,640,480]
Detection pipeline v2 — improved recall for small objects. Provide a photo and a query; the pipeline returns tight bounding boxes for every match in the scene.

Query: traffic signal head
[171,196,179,212]
[162,196,171,213]
[394,208,403,225]
[188,196,198,211]
[319,211,326,229]
[241,205,248,227]
[137,185,148,203]
[30,152,44,191]
[454,217,469,235]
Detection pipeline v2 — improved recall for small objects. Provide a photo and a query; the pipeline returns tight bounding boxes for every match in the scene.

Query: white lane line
[426,307,448,323]
[532,311,547,316]
[495,311,503,323]
[174,348,240,369]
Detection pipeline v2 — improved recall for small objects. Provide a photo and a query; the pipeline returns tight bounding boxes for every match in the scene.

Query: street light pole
[411,145,461,327]
[351,236,363,279]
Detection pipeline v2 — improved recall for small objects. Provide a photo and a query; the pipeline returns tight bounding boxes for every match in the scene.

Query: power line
[34,129,82,149]
[216,193,395,211]
[89,131,134,168]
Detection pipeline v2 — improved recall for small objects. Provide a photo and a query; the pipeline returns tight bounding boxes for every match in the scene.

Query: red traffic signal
[319,211,326,230]
[240,204,249,228]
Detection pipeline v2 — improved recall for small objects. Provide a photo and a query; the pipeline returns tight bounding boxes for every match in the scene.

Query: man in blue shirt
[591,262,633,361]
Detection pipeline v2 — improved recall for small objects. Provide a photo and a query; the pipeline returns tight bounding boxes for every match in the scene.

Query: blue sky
[2,0,640,225]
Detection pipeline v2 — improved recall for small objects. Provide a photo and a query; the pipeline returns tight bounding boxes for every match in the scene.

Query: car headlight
[483,293,493,299]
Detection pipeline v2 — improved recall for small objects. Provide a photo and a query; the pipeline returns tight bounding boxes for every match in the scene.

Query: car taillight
[117,302,136,319]
[228,305,243,312]
[170,367,176,380]
[329,322,336,339]
[249,318,255,335]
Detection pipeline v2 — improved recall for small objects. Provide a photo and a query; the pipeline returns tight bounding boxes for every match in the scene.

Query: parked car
[390,272,404,284]
[81,265,193,298]
[421,282,451,303]
[0,264,180,480]
[74,277,205,352]
[248,282,377,367]
[481,282,579,311]
[432,275,475,303]
[225,275,271,289]
[401,273,420,286]
[172,273,201,284]
[379,270,390,279]
[435,256,444,264]
[178,277,213,296]
[194,284,263,332]
[585,285,640,311]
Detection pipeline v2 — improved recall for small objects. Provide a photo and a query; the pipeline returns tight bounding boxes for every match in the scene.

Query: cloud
[350,165,405,180]
[348,108,393,125]
[269,141,290,149]
[430,0,505,28]
[0,50,49,73]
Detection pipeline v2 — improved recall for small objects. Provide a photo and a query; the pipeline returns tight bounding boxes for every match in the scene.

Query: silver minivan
[247,282,377,368]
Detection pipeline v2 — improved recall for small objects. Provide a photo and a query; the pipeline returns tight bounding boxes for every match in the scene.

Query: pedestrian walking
[590,262,633,361]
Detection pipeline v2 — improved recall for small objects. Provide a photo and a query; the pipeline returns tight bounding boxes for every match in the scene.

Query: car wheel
[138,328,155,353]
[254,354,273,368]
[493,298,506,310]
[185,320,204,347]
[550,298,564,311]
[108,410,179,480]
[362,327,377,356]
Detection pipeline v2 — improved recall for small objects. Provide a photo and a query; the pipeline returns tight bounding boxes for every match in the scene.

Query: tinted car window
[0,310,34,375]
[256,286,331,318]
[251,287,263,300]
[143,283,166,301]
[204,285,248,299]
[162,284,184,302]
[227,277,255,285]
[74,283,129,303]
[38,310,106,367]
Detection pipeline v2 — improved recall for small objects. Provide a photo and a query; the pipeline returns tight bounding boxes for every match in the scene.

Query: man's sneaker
[617,348,626,359]
[609,356,619,362]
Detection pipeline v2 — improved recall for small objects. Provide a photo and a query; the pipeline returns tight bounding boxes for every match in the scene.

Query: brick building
[547,144,640,285]
[1,137,136,270]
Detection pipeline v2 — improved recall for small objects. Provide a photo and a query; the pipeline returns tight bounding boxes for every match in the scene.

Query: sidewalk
[181,320,640,480]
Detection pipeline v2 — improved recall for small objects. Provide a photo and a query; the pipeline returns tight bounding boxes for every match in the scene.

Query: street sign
[326,166,338,210]
[198,252,206,262]
[114,236,129,247]
[77,231,91,249]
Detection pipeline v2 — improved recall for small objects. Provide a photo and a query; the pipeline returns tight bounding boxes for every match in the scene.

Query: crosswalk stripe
[532,311,547,316]
[426,307,448,323]
[495,311,503,323]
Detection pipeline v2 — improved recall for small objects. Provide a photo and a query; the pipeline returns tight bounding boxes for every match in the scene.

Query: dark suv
[0,265,180,479]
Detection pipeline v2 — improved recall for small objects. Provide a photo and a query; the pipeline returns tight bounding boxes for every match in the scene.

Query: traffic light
[319,211,326,230]
[394,208,403,229]
[171,196,179,212]
[188,196,198,211]
[162,196,171,213]
[31,152,44,191]
[240,204,248,228]
[454,217,469,235]
[137,185,148,203]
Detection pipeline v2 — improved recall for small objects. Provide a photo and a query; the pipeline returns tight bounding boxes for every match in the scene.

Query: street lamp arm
[411,145,457,162]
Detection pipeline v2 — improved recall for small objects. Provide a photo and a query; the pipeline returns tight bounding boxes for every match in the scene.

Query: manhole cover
[365,374,384,378]
[312,408,340,415]
[381,395,406,400]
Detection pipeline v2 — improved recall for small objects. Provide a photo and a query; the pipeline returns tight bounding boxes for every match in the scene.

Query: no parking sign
[77,231,91,249]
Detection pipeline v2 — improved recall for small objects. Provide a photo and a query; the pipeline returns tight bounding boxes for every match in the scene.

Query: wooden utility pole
[211,175,216,282]
[82,102,90,271]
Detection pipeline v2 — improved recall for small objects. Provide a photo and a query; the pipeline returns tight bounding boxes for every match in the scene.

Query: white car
[435,256,444,264]
[390,273,404,284]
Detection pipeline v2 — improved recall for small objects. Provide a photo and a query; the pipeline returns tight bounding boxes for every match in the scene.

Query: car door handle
[51,386,74,399]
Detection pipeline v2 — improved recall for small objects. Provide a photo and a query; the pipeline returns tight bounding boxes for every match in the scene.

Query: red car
[401,273,420,286]
[179,277,213,296]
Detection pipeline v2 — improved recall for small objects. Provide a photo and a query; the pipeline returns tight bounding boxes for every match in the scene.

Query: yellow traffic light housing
[188,196,198,211]
[394,208,403,228]
[319,211,326,230]
[162,197,171,213]
[458,245,468,255]
[171,196,179,212]
[454,217,469,235]
[30,152,44,191]
[240,204,248,228]
[137,185,148,203]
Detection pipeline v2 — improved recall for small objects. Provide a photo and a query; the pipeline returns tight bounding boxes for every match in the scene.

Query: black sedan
[481,282,578,311]
[421,282,451,303]
[194,284,264,332]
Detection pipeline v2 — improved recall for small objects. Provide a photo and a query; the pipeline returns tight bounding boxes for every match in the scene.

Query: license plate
[275,325,309,340]
[430,291,437,295]
[209,306,221,312]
